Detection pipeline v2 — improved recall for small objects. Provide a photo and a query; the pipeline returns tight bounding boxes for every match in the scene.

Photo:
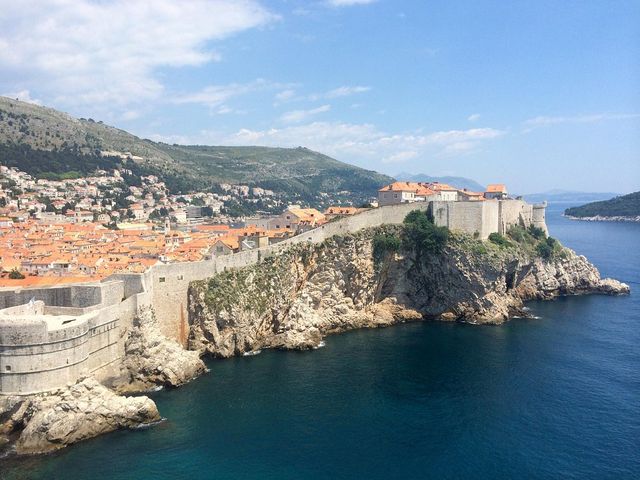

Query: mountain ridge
[0,96,392,201]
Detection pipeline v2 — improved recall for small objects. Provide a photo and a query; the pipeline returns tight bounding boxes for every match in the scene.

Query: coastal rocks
[188,233,423,356]
[516,251,629,300]
[565,214,640,222]
[114,307,206,393]
[188,227,630,355]
[2,377,160,455]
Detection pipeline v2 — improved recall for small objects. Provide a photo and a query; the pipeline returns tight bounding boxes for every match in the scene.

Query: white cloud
[326,0,378,6]
[0,0,276,111]
[1,89,41,105]
[280,104,331,123]
[275,89,297,102]
[324,86,371,98]
[467,113,481,122]
[173,79,282,108]
[523,113,640,131]
[382,151,418,164]
[207,122,505,162]
[309,85,371,101]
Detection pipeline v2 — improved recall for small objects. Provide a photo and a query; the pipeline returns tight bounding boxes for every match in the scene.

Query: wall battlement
[0,199,546,395]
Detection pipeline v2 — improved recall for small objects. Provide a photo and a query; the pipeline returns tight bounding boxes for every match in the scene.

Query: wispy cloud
[280,105,331,123]
[189,122,506,163]
[276,85,372,104]
[323,86,371,98]
[523,113,640,131]
[0,0,277,113]
[173,79,283,108]
[326,0,378,6]
[467,113,481,122]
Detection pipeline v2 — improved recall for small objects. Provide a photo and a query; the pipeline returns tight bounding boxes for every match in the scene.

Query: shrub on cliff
[373,233,401,263]
[402,210,449,255]
[488,233,512,248]
[536,236,563,259]
[528,225,547,240]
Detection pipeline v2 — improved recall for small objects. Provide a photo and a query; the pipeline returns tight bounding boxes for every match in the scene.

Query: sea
[2,203,639,479]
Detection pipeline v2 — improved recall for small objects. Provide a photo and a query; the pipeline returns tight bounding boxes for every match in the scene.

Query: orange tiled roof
[486,184,507,193]
[378,182,435,196]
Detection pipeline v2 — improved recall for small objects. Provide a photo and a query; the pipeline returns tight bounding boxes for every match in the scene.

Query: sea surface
[2,204,639,479]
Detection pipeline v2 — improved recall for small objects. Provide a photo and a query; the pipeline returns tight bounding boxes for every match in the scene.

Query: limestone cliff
[0,377,160,455]
[188,226,629,356]
[112,307,207,393]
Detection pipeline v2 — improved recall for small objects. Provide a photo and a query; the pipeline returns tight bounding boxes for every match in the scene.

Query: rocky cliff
[112,307,207,394]
[0,378,160,455]
[188,226,629,356]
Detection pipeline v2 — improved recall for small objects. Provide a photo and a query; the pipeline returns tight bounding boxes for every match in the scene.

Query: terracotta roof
[486,184,507,193]
[378,182,435,196]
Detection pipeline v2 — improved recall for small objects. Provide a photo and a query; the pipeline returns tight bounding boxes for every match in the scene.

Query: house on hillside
[457,189,485,201]
[484,184,508,200]
[427,182,459,202]
[377,182,436,206]
[211,236,240,256]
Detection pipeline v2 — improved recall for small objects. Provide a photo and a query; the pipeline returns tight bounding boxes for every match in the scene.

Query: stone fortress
[0,198,547,396]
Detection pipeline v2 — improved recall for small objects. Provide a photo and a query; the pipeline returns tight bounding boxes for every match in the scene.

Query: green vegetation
[402,210,449,256]
[536,236,563,259]
[0,97,392,201]
[372,233,402,263]
[488,232,512,248]
[564,192,640,218]
[8,269,25,279]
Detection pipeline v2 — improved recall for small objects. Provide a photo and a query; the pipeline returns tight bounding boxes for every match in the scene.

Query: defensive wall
[0,199,547,395]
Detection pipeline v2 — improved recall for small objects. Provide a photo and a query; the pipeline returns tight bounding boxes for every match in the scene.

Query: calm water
[2,204,639,479]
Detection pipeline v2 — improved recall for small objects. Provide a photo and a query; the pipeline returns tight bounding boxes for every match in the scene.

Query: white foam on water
[243,350,262,356]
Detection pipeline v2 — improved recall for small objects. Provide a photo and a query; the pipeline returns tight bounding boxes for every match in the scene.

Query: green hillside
[0,96,391,200]
[564,192,640,218]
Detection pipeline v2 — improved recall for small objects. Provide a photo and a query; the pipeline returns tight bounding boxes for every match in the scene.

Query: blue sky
[0,0,638,193]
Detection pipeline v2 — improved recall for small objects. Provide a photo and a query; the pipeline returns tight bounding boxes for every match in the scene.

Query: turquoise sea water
[2,204,639,479]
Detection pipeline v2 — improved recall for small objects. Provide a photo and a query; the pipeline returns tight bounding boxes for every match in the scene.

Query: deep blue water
[2,204,639,479]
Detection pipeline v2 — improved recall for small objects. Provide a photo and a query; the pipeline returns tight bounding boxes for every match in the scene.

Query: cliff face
[188,227,629,356]
[112,307,207,394]
[0,378,160,455]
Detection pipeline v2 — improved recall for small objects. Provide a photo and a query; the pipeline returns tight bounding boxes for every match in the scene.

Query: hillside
[564,192,640,219]
[0,96,391,201]
[395,172,485,192]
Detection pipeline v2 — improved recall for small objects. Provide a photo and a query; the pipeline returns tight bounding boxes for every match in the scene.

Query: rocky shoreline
[187,226,629,355]
[1,225,630,457]
[564,214,640,222]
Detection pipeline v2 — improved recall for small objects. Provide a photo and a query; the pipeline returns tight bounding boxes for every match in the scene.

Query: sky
[0,0,638,194]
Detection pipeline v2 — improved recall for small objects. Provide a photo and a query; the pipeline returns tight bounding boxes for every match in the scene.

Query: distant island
[564,192,640,222]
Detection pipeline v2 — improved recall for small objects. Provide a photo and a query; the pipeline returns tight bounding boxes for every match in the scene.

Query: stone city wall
[0,200,548,394]
[0,280,148,395]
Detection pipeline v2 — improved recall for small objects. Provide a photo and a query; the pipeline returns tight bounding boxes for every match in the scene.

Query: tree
[8,269,25,279]
[402,210,449,256]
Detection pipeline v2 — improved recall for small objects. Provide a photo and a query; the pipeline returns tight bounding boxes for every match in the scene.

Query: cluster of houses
[0,165,287,227]
[377,181,508,206]
[0,158,516,287]
[0,204,366,286]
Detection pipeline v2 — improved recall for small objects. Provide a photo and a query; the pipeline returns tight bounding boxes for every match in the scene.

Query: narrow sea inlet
[2,205,639,479]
